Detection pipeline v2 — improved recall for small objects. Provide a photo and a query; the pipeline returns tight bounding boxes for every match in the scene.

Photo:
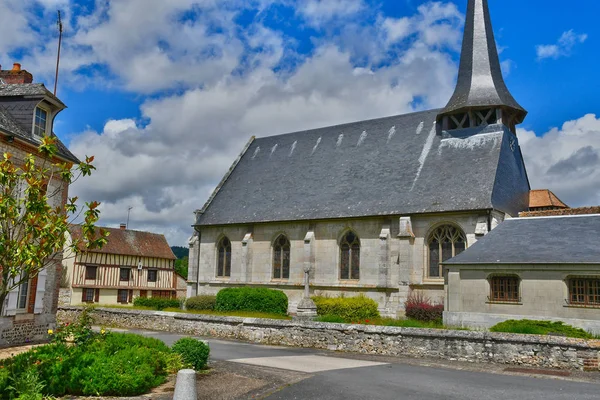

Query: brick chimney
[0,63,34,84]
[120,223,127,230]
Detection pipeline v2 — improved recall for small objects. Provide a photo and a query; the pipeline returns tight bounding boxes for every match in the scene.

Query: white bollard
[173,369,197,400]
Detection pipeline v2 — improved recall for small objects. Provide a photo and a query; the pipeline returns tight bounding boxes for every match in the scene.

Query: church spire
[437,0,526,133]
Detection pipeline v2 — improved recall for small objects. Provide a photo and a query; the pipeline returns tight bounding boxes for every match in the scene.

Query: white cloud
[297,0,364,27]
[536,30,587,60]
[519,114,600,207]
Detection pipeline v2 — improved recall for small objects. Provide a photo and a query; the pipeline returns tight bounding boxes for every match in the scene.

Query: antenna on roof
[126,206,133,229]
[53,10,63,96]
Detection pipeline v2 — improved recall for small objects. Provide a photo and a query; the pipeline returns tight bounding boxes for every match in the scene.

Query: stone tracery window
[428,225,466,278]
[340,231,360,280]
[217,236,232,277]
[273,235,290,280]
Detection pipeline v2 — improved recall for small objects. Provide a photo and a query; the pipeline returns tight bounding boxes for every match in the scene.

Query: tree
[0,137,108,315]
[175,256,188,280]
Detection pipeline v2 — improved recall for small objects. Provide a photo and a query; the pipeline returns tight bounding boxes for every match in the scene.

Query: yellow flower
[48,329,54,335]
[100,329,106,335]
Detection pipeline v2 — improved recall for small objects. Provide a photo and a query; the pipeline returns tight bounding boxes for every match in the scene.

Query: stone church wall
[190,212,494,316]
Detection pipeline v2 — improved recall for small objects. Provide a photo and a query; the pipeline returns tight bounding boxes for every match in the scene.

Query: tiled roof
[196,110,531,226]
[70,225,176,260]
[520,206,600,218]
[445,214,600,264]
[0,83,65,107]
[0,106,29,137]
[528,189,568,209]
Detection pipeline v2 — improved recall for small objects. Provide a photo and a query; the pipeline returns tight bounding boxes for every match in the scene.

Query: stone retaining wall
[57,307,600,371]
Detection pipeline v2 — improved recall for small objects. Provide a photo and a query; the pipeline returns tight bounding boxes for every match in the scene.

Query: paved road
[118,329,600,400]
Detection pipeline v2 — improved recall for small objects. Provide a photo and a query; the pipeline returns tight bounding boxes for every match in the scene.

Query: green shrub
[215,287,288,315]
[0,332,171,398]
[312,295,380,321]
[186,295,217,311]
[490,319,593,339]
[133,296,182,310]
[172,338,210,370]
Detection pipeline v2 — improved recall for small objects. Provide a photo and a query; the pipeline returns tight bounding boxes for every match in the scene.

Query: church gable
[197,110,528,226]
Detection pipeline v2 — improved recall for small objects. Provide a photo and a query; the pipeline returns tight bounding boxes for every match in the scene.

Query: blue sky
[1,0,599,245]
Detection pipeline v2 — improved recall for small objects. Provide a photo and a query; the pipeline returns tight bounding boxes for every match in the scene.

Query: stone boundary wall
[57,307,600,371]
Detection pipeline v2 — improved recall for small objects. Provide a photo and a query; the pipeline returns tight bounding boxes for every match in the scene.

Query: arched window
[428,225,466,278]
[340,231,360,280]
[217,237,231,277]
[273,235,290,279]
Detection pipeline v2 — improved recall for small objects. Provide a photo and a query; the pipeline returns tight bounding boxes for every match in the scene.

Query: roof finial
[437,0,526,133]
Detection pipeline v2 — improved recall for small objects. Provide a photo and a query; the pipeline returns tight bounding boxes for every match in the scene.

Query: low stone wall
[58,307,600,371]
[58,288,72,306]
[0,314,55,348]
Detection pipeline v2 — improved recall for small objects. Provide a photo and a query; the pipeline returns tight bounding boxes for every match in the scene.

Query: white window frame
[16,277,30,313]
[32,105,50,139]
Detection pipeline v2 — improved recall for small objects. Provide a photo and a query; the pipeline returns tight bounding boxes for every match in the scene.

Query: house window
[217,237,231,277]
[119,268,130,282]
[85,265,97,280]
[82,288,95,303]
[273,235,291,279]
[152,290,172,299]
[17,279,29,310]
[148,269,157,282]
[33,107,48,137]
[117,289,129,304]
[428,225,466,278]
[340,231,360,280]
[489,276,520,303]
[568,278,600,306]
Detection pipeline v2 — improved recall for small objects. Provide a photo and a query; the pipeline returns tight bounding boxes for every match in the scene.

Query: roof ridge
[512,213,600,221]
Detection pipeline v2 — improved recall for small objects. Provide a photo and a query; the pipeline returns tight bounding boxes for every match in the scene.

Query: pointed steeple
[437,0,526,133]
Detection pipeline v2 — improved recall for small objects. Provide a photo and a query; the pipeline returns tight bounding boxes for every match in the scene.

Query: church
[187,0,531,316]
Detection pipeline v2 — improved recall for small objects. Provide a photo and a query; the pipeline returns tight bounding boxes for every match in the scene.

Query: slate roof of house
[528,189,568,209]
[445,215,600,264]
[196,109,530,226]
[0,84,78,163]
[70,225,176,260]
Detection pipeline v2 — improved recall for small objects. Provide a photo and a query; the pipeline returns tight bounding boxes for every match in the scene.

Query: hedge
[133,296,182,310]
[404,292,443,322]
[172,338,210,370]
[490,320,594,339]
[312,295,380,321]
[215,287,288,315]
[185,295,217,311]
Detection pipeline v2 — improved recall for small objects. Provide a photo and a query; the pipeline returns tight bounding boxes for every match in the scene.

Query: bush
[215,287,288,315]
[172,338,210,370]
[133,296,182,310]
[490,319,593,339]
[0,332,172,398]
[315,315,347,323]
[312,295,380,322]
[404,292,443,322]
[186,295,216,311]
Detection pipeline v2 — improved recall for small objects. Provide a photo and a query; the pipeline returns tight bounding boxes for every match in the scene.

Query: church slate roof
[196,109,530,226]
[445,215,600,265]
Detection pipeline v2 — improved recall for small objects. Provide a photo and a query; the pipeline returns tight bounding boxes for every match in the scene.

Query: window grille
[568,278,600,306]
[217,237,232,277]
[428,225,466,278]
[489,276,520,303]
[273,235,291,279]
[340,231,360,280]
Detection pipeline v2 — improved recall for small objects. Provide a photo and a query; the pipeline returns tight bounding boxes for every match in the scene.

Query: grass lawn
[314,315,465,330]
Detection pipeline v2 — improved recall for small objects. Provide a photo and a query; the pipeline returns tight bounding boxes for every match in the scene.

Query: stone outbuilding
[444,214,600,334]
[188,0,532,316]
[0,64,79,346]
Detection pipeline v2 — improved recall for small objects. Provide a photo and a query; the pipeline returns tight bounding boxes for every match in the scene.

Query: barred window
[428,225,466,278]
[119,268,130,282]
[569,278,600,306]
[117,289,129,304]
[490,276,520,303]
[340,231,360,280]
[217,237,231,277]
[82,288,95,303]
[273,235,290,279]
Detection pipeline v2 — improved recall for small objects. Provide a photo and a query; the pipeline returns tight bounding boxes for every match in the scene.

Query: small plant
[7,368,46,400]
[172,338,210,370]
[315,315,347,323]
[404,291,443,323]
[51,305,96,345]
[312,295,380,321]
[490,319,593,339]
[133,296,183,310]
[215,287,288,315]
[185,295,216,311]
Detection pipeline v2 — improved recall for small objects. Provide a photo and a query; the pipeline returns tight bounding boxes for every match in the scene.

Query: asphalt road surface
[116,328,600,400]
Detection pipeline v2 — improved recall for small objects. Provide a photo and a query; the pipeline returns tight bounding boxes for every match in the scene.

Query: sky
[0,0,599,246]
